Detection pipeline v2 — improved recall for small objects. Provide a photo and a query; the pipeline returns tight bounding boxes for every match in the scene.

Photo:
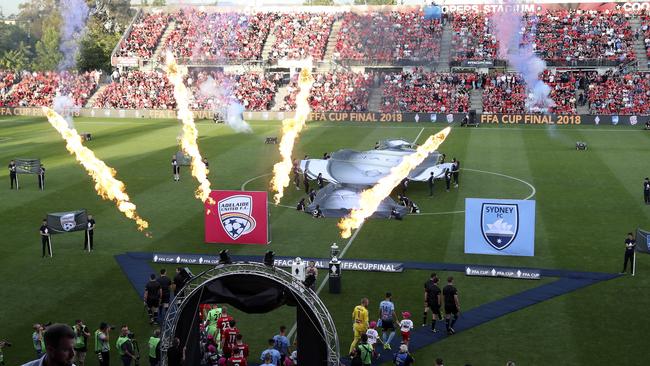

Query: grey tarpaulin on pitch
[46,210,88,234]
[15,158,40,174]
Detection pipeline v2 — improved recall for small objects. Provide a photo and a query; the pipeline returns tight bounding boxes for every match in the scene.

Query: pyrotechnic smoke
[198,76,252,133]
[42,107,150,232]
[165,52,214,204]
[492,3,554,112]
[337,127,451,239]
[59,0,89,70]
[53,94,79,129]
[270,66,314,205]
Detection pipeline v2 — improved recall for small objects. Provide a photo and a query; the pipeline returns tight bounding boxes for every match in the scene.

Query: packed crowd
[637,10,650,60]
[449,12,499,62]
[334,10,443,62]
[93,70,176,109]
[189,70,282,111]
[0,70,17,107]
[587,71,650,115]
[380,71,472,113]
[524,9,636,64]
[268,13,335,61]
[164,10,274,61]
[115,12,171,60]
[5,71,99,107]
[281,71,373,112]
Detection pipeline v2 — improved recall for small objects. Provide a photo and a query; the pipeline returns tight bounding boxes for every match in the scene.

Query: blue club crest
[481,203,519,250]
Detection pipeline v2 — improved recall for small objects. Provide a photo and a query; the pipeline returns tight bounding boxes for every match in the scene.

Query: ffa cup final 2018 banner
[465,198,536,257]
[205,190,270,245]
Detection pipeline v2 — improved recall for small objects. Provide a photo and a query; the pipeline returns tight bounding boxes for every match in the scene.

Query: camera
[127,332,136,339]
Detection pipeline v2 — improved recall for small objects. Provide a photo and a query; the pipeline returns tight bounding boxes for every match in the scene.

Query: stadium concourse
[2,2,650,366]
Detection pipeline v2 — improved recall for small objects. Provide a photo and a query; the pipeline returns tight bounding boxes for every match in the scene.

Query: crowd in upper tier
[115,12,171,60]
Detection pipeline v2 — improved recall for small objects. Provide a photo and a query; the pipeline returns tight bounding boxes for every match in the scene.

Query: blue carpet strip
[114,252,620,364]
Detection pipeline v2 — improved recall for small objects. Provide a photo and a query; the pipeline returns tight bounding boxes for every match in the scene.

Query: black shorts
[147,298,160,308]
[427,303,442,316]
[444,304,459,315]
[380,319,395,331]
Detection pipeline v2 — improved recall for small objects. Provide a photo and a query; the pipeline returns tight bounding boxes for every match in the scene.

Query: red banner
[205,190,269,245]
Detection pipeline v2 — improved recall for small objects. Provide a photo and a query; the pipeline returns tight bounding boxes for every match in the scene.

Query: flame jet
[337,127,452,238]
[42,107,149,232]
[270,66,314,205]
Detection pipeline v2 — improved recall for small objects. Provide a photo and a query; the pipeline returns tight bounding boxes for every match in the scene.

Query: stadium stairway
[436,21,453,72]
[272,84,290,111]
[368,84,385,112]
[630,17,649,71]
[469,88,482,114]
[150,20,177,68]
[323,18,344,61]
[85,84,110,108]
[262,23,278,61]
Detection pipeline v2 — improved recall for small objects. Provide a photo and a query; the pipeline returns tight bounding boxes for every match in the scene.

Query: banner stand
[633,252,636,277]
[48,236,53,258]
[15,174,19,190]
[86,231,91,253]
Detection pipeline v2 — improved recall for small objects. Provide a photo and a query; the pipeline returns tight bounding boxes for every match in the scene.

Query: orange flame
[270,67,314,205]
[42,107,150,232]
[337,127,452,238]
[165,52,214,205]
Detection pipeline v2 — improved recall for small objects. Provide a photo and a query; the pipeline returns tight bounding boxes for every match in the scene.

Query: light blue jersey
[379,300,394,321]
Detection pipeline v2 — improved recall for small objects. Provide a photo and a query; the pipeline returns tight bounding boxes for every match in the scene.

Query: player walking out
[379,292,397,350]
[350,298,369,354]
[144,274,162,324]
[423,274,442,332]
[171,156,180,181]
[443,277,460,335]
[8,160,17,189]
[621,232,636,274]
[40,219,51,258]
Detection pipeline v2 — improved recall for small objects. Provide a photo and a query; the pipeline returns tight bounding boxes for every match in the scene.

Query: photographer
[94,323,111,366]
[0,339,11,365]
[73,320,90,366]
[21,324,76,366]
[116,326,138,366]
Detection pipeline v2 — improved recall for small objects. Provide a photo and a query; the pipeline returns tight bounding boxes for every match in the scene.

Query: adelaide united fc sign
[205,190,269,245]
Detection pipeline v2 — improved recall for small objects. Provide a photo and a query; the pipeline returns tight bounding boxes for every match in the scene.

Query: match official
[443,276,460,335]
[85,215,95,251]
[144,274,162,325]
[621,232,636,274]
[40,219,51,258]
[423,273,442,332]
[644,178,650,204]
[8,160,17,189]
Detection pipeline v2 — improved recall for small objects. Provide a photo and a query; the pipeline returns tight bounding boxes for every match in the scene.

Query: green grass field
[1,116,650,366]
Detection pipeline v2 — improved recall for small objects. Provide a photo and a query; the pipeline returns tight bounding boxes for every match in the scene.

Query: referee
[442,276,460,335]
[40,219,51,258]
[621,232,636,274]
[423,273,442,332]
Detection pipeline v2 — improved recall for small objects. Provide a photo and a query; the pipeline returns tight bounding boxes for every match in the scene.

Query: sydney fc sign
[205,190,269,245]
[465,198,535,256]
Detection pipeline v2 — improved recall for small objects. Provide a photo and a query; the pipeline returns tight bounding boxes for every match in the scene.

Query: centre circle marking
[241,168,536,215]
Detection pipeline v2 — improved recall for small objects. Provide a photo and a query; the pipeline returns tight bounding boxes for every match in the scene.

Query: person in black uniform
[428,172,434,197]
[172,267,189,299]
[8,160,17,189]
[84,214,95,251]
[423,273,442,332]
[451,158,460,188]
[171,156,179,181]
[317,173,324,189]
[308,189,316,203]
[303,172,310,194]
[644,178,650,204]
[144,274,162,324]
[40,219,51,258]
[312,205,323,218]
[444,169,451,192]
[296,198,306,211]
[38,164,45,190]
[202,158,209,173]
[442,276,460,335]
[440,154,446,164]
[157,268,172,324]
[621,232,636,274]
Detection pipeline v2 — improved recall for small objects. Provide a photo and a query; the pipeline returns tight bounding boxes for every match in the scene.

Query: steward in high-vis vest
[148,329,161,366]
[94,323,111,366]
[116,326,137,366]
[73,320,90,366]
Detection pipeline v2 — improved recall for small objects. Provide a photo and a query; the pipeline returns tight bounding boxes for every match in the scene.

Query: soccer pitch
[1,116,649,365]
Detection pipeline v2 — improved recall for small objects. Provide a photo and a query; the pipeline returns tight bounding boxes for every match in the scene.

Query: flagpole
[633,251,636,277]
[48,236,53,258]
[15,174,19,190]
[86,230,91,253]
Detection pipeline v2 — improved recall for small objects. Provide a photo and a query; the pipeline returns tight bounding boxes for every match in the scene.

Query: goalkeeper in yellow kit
[350,297,370,354]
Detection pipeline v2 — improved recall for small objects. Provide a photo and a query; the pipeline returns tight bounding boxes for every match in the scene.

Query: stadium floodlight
[264,251,275,266]
[219,249,232,265]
